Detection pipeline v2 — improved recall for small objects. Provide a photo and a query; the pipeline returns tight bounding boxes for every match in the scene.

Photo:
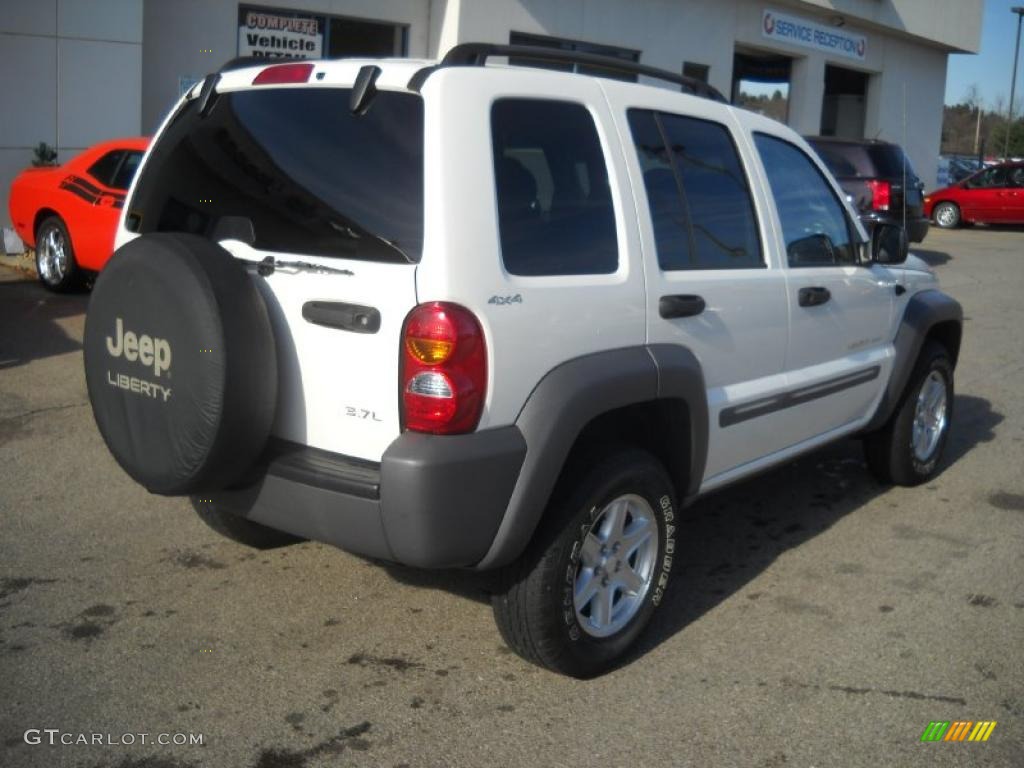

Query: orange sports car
[8,137,149,291]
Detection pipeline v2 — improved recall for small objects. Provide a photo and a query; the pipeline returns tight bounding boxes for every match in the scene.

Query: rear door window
[491,98,618,276]
[128,89,423,262]
[628,109,761,270]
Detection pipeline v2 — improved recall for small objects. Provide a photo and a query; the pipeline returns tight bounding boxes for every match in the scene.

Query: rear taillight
[401,302,486,434]
[252,63,314,85]
[868,180,891,211]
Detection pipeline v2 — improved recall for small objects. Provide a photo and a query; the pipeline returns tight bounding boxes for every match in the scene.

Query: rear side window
[111,151,144,191]
[810,144,859,178]
[810,140,917,180]
[966,166,1011,189]
[88,151,125,188]
[755,134,857,267]
[868,145,917,179]
[628,109,761,270]
[128,89,423,262]
[491,99,617,276]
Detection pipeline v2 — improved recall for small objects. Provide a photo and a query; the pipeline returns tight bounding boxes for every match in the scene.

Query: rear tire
[492,447,676,678]
[191,498,302,549]
[35,216,81,292]
[933,202,961,229]
[864,341,954,486]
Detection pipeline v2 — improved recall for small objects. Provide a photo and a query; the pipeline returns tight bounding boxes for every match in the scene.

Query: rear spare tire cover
[84,233,276,495]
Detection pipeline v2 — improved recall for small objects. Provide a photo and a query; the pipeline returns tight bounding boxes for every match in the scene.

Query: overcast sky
[945,0,1024,108]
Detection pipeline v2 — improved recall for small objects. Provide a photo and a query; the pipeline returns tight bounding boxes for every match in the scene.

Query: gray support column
[786,53,825,136]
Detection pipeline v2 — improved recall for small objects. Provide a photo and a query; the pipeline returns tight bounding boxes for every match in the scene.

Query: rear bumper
[211,428,527,569]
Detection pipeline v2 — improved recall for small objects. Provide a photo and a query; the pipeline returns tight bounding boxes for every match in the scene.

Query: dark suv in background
[807,137,929,243]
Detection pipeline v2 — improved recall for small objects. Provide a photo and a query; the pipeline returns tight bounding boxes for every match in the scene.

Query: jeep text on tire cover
[82,44,963,678]
[106,317,172,377]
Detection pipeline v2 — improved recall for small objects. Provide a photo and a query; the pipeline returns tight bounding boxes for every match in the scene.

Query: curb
[0,250,37,281]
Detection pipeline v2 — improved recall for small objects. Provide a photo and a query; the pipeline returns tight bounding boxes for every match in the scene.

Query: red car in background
[9,138,149,291]
[925,162,1024,229]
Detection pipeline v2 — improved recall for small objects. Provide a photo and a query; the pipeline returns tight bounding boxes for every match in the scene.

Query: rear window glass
[491,98,618,276]
[127,88,423,262]
[810,141,917,180]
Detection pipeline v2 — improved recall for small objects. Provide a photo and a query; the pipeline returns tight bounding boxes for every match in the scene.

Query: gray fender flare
[866,289,963,432]
[475,344,707,570]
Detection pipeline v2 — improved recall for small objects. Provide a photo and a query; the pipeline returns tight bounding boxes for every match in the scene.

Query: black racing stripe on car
[65,174,105,196]
[59,177,100,204]
[60,175,126,207]
[719,366,881,428]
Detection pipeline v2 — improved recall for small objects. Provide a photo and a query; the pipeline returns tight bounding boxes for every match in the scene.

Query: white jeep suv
[82,44,962,677]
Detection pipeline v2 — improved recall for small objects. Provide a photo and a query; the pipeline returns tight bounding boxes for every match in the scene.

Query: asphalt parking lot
[1,226,1022,768]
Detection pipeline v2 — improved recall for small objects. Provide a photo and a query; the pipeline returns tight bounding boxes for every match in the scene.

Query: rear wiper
[326,220,411,263]
[254,256,354,277]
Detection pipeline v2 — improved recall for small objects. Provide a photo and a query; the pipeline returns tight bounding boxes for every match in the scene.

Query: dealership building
[1,0,983,230]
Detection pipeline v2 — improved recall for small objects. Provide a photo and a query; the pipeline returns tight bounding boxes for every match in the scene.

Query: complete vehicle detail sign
[238,5,324,59]
[761,9,866,61]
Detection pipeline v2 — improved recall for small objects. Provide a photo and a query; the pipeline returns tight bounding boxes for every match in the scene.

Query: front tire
[933,202,961,229]
[492,447,676,678]
[864,341,954,486]
[35,216,81,292]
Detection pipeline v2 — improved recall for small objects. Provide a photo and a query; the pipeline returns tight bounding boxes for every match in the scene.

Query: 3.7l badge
[344,406,382,422]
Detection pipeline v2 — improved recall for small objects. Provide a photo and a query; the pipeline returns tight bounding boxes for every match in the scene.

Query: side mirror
[871,223,908,265]
[788,233,836,266]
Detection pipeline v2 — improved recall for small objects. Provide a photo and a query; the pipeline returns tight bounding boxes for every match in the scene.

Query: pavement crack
[827,684,966,706]
[782,678,966,706]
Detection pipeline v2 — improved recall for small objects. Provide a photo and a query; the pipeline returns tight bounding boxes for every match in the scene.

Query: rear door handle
[302,301,380,333]
[798,286,831,307]
[659,294,706,319]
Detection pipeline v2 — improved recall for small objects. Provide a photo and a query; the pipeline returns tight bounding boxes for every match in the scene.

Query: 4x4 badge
[488,294,522,306]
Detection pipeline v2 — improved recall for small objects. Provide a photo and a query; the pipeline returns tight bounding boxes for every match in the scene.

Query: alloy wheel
[912,370,948,462]
[574,493,660,638]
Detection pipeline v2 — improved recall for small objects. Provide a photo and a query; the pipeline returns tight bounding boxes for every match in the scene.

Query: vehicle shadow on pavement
[912,247,951,267]
[382,562,497,606]
[628,393,1002,666]
[0,280,87,370]
[381,395,1003,656]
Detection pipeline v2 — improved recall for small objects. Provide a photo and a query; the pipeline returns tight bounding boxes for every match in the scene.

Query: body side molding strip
[720,366,881,428]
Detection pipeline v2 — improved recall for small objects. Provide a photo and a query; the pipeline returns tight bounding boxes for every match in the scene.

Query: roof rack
[408,42,727,102]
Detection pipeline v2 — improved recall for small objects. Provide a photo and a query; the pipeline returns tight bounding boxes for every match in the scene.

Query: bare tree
[963,84,982,108]
[963,84,982,153]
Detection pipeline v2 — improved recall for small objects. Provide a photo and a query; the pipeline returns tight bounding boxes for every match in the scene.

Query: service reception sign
[761,9,867,61]
[238,5,325,59]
